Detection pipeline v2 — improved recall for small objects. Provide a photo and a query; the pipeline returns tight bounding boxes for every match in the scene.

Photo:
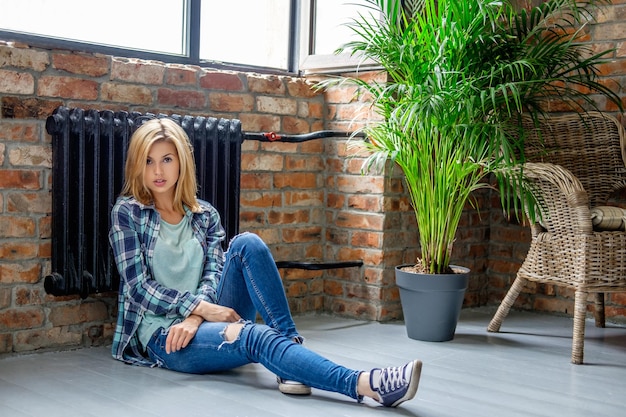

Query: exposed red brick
[38,76,98,100]
[241,153,284,171]
[351,231,383,248]
[14,286,46,305]
[0,121,38,142]
[284,191,324,206]
[0,215,35,237]
[257,96,297,115]
[101,82,152,105]
[1,97,62,119]
[0,70,35,94]
[300,139,324,154]
[240,191,282,208]
[261,141,298,154]
[166,66,197,86]
[0,45,49,71]
[48,302,109,326]
[157,88,206,109]
[209,92,254,112]
[335,211,384,230]
[7,192,51,213]
[324,280,344,296]
[0,170,41,191]
[240,172,272,190]
[285,281,310,297]
[239,113,281,132]
[307,101,324,119]
[0,288,11,309]
[13,327,82,352]
[111,59,164,84]
[0,307,45,330]
[348,195,382,212]
[281,226,322,243]
[274,172,318,188]
[247,74,285,95]
[200,71,244,91]
[52,53,109,77]
[327,298,378,319]
[282,116,310,134]
[268,210,310,225]
[0,333,11,353]
[285,154,324,171]
[0,242,38,260]
[286,78,319,98]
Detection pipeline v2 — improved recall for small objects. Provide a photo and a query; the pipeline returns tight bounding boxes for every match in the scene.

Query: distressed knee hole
[222,322,245,342]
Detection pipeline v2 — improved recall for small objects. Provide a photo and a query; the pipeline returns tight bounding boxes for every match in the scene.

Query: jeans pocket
[145,328,168,367]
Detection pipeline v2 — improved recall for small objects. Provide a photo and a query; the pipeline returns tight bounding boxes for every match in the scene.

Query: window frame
[299,0,378,75]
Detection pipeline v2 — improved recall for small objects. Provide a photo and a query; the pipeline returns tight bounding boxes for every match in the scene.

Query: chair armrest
[523,162,593,235]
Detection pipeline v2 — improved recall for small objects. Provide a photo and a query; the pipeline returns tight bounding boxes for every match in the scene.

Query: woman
[108,117,422,407]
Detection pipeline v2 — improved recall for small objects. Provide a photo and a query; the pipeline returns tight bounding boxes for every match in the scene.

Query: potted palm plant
[320,0,622,341]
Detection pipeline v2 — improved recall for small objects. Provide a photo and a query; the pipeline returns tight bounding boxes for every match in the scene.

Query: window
[312,0,369,55]
[0,0,373,75]
[200,0,291,70]
[0,0,187,56]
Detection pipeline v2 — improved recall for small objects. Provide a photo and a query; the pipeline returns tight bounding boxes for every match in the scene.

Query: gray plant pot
[395,264,470,342]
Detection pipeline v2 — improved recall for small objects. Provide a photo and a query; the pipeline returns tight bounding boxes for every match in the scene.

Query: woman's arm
[195,204,226,303]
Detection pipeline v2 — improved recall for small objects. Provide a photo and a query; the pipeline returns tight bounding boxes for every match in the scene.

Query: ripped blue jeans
[145,232,362,400]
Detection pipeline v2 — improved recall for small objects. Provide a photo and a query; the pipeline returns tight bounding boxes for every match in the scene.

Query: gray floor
[1,308,625,417]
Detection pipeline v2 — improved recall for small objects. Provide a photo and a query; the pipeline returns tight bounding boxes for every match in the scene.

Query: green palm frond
[318,0,621,274]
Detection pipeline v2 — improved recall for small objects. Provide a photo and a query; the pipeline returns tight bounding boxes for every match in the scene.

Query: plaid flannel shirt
[108,196,225,366]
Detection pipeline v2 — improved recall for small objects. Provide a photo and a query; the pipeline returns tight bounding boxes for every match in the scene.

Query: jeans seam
[227,238,279,329]
[243,258,278,328]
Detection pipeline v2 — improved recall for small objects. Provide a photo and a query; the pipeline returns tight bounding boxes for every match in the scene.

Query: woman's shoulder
[190,198,221,223]
[111,196,153,217]
[195,198,211,209]
[113,195,140,210]
[193,198,217,214]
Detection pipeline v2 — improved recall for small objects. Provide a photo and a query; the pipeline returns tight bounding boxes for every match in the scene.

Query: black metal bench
[45,106,362,298]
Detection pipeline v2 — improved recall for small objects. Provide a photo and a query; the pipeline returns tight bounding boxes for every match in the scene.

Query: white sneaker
[277,376,312,395]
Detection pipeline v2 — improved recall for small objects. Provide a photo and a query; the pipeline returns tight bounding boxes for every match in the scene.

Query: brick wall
[2,1,626,355]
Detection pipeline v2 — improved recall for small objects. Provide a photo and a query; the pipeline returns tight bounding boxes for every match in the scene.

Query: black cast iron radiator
[45,106,362,298]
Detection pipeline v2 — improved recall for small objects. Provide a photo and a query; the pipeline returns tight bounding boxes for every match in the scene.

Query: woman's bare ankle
[357,372,377,400]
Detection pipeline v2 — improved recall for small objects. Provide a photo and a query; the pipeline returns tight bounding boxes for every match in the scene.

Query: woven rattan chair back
[522,112,626,207]
[488,112,626,364]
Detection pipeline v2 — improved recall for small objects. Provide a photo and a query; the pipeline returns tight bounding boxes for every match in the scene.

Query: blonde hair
[121,118,201,213]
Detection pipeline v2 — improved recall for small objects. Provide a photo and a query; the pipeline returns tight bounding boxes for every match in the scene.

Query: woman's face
[143,140,180,202]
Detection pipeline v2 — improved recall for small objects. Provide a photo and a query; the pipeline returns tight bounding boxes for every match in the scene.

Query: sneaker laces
[377,366,407,394]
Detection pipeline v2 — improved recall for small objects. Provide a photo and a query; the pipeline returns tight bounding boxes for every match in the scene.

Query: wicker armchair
[487,112,626,364]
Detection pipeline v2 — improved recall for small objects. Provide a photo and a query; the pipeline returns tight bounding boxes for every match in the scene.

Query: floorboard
[1,308,625,417]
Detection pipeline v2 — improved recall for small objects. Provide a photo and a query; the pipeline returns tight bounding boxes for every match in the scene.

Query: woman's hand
[165,301,241,354]
[193,300,241,323]
[166,315,202,354]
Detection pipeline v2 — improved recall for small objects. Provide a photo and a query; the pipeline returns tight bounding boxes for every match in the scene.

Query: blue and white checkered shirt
[108,196,225,366]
